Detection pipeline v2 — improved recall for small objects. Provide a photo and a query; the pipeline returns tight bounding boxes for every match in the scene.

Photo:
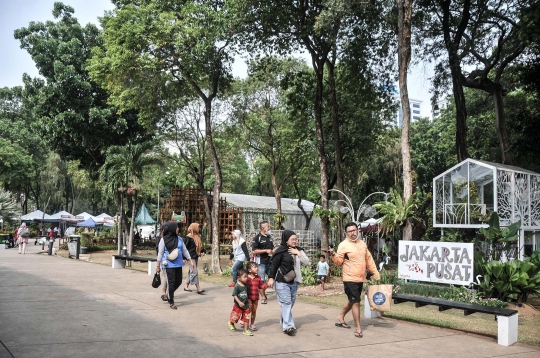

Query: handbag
[151,272,161,288]
[167,248,179,260]
[367,284,393,312]
[279,268,296,282]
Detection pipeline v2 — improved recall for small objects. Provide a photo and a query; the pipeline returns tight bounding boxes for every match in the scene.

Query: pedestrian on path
[156,222,193,309]
[228,229,249,288]
[246,261,268,331]
[184,222,206,294]
[228,268,253,336]
[268,230,310,336]
[251,221,274,303]
[328,222,379,338]
[17,223,30,254]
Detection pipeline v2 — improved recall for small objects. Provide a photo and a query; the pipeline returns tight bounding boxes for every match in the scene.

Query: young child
[317,255,330,291]
[228,268,253,336]
[246,261,268,331]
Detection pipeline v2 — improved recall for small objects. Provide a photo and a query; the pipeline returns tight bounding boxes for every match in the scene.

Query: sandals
[169,303,177,310]
[197,291,205,295]
[335,322,351,329]
[284,327,297,336]
[243,330,254,336]
[261,298,267,304]
[184,288,192,292]
[354,331,363,338]
[161,294,168,302]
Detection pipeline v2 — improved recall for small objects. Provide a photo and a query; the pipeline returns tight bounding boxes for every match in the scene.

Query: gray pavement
[1,246,539,358]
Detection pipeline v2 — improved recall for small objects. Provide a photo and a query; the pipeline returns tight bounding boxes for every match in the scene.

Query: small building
[433,158,540,258]
[221,193,320,237]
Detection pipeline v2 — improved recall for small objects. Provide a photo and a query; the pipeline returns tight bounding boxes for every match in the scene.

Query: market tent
[76,217,101,227]
[359,217,382,233]
[20,210,52,222]
[76,212,95,221]
[35,210,73,223]
[135,204,156,225]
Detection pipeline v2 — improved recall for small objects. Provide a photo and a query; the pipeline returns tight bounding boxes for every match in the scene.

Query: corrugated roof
[220,193,316,214]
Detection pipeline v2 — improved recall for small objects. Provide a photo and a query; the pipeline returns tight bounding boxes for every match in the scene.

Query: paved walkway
[1,246,539,358]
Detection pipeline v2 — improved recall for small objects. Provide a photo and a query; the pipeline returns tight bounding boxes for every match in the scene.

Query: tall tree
[102,141,160,256]
[397,0,414,240]
[14,2,149,170]
[230,57,311,223]
[89,0,238,273]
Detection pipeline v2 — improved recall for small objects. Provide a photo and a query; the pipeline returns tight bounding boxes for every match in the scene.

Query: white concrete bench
[112,255,157,275]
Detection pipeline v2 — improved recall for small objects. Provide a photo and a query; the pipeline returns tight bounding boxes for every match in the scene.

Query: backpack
[20,228,30,238]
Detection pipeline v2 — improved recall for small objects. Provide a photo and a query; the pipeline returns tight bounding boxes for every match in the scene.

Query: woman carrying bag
[156,222,193,310]
[227,230,250,287]
[267,230,310,336]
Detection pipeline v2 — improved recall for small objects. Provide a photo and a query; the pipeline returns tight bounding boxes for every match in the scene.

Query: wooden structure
[159,187,242,245]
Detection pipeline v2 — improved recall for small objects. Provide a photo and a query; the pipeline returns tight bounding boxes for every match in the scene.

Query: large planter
[80,247,88,254]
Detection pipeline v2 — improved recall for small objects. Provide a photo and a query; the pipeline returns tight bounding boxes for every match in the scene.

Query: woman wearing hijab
[184,222,206,294]
[17,223,30,254]
[268,230,310,336]
[156,222,193,309]
[227,229,250,288]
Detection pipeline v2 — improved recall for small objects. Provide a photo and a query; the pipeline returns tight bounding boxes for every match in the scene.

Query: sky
[0,0,433,118]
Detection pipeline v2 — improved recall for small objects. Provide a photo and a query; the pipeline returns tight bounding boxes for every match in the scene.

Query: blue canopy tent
[76,217,101,228]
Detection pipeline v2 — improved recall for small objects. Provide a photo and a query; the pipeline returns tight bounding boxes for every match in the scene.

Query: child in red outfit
[246,261,268,331]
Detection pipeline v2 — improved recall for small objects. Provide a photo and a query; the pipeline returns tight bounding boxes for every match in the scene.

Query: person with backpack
[18,222,30,254]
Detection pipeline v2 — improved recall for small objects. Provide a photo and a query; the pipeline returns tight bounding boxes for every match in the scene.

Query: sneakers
[243,330,254,336]
[228,282,236,287]
[228,321,237,331]
[249,324,258,331]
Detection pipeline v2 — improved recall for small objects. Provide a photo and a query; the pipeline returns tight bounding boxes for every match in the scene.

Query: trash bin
[68,235,81,259]
[48,239,54,255]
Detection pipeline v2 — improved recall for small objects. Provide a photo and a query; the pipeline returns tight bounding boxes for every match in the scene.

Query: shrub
[330,265,342,277]
[87,245,118,252]
[222,265,233,276]
[300,266,317,286]
[80,232,93,248]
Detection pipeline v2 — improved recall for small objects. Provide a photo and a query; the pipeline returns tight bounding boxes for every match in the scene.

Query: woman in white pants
[17,223,30,254]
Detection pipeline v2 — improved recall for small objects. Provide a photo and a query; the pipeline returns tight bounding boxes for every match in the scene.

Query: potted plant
[80,232,92,254]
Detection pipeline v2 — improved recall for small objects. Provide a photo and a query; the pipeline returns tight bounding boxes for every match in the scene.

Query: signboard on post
[398,241,474,286]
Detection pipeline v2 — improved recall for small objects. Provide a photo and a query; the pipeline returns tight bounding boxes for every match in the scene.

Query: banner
[398,241,474,286]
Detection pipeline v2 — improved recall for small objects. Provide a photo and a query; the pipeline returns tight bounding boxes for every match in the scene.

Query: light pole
[329,189,389,222]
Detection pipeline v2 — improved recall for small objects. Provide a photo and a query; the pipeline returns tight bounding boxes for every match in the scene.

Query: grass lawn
[55,249,540,347]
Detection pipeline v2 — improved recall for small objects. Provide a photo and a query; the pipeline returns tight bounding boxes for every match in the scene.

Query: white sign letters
[397,241,474,286]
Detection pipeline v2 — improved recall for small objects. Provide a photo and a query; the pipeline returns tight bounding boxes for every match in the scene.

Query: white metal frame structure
[433,159,540,259]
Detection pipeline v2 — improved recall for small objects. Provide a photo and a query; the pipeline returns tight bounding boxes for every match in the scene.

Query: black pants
[165,267,183,304]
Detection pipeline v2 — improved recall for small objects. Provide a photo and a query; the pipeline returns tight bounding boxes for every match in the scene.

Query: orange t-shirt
[331,239,380,283]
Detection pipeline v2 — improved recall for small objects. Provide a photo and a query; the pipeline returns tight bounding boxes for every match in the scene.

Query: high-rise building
[396,98,423,127]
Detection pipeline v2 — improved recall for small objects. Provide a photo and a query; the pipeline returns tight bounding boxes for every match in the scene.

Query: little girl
[246,261,268,331]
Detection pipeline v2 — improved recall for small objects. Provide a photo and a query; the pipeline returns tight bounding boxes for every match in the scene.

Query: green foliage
[80,233,93,248]
[329,265,342,277]
[369,269,398,286]
[300,266,318,286]
[15,3,148,169]
[87,245,118,252]
[373,188,417,234]
[0,189,21,223]
[475,256,540,302]
[438,285,507,308]
[478,212,521,261]
[221,265,233,277]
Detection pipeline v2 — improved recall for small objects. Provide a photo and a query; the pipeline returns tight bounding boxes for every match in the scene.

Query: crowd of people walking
[155,219,379,339]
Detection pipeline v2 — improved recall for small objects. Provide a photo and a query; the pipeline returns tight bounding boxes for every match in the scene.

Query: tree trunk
[492,87,513,165]
[451,68,470,162]
[312,58,331,252]
[271,167,283,228]
[128,193,136,256]
[326,60,344,198]
[398,0,413,241]
[205,100,223,274]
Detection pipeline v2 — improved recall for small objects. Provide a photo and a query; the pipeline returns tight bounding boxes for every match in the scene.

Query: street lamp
[329,189,389,222]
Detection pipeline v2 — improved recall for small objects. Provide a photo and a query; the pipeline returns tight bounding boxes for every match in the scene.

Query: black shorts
[343,281,364,303]
[317,275,326,281]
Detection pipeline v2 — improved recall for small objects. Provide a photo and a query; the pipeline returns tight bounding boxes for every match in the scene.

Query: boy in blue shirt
[317,255,330,291]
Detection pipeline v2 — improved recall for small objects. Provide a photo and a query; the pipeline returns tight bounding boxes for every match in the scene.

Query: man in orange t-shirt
[328,222,379,338]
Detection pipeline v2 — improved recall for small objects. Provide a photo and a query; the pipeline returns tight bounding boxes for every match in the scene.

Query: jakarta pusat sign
[398,241,474,286]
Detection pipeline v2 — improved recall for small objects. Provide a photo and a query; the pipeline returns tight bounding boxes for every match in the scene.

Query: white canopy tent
[20,210,52,221]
